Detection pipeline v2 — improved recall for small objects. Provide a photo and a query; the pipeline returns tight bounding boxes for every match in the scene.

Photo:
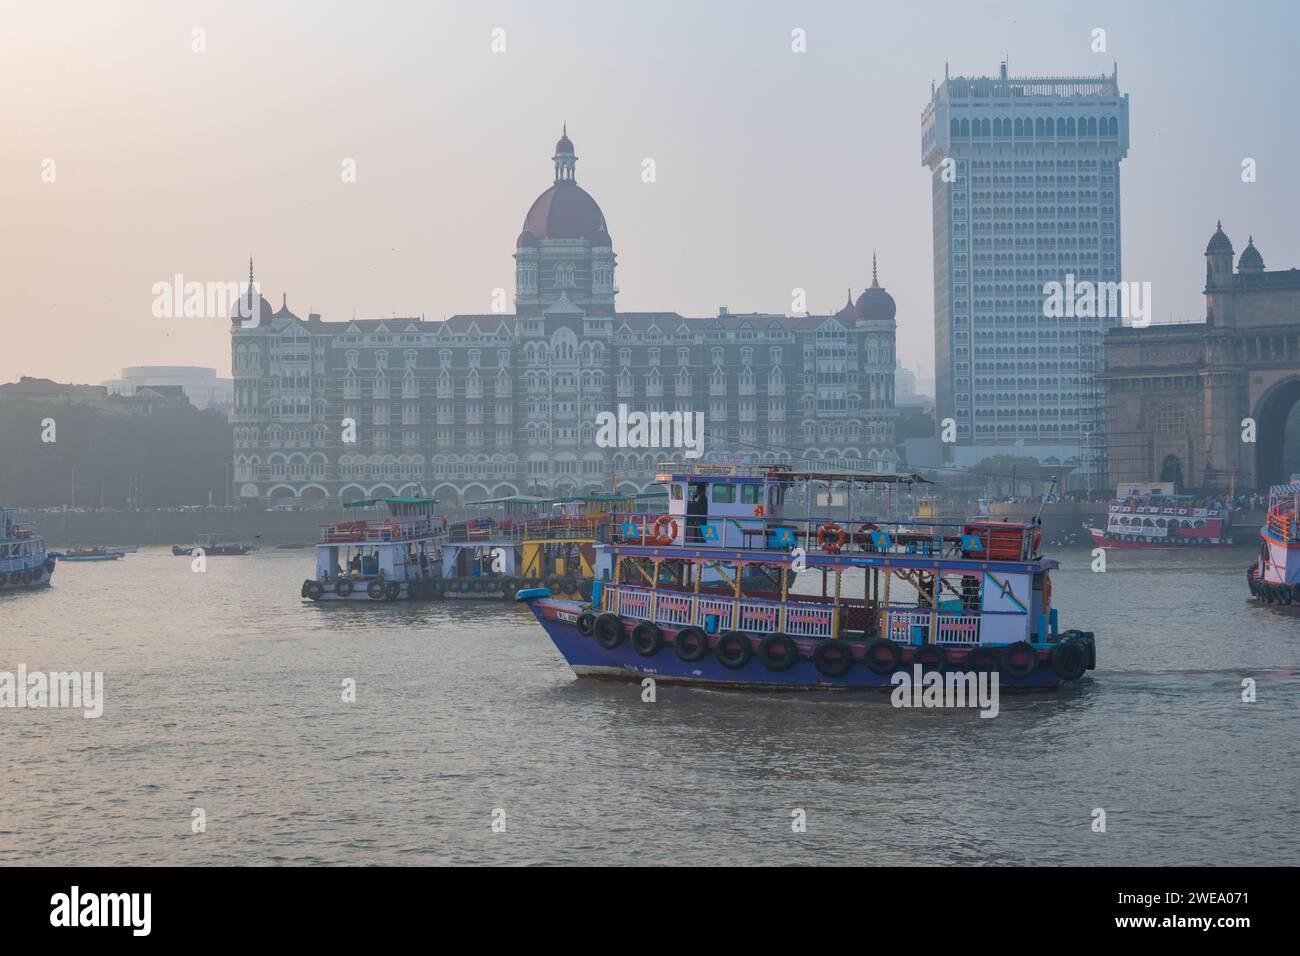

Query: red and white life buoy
[651,515,679,546]
[818,522,847,553]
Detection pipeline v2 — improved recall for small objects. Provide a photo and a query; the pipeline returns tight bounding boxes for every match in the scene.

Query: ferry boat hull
[1246,482,1300,605]
[1084,526,1232,551]
[0,561,55,591]
[524,596,1091,691]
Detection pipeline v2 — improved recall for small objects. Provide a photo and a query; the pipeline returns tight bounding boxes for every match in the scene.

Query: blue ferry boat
[0,507,57,591]
[517,464,1096,690]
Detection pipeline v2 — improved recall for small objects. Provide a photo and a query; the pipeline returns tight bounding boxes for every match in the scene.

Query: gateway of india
[229,129,900,506]
[1100,223,1300,492]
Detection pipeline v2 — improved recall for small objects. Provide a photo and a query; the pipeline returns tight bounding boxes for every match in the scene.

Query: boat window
[670,483,684,501]
[711,484,736,504]
[768,485,786,507]
[740,484,762,505]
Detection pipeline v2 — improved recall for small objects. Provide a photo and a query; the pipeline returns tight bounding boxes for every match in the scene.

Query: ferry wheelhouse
[439,491,665,600]
[0,507,56,591]
[518,464,1097,690]
[1246,481,1300,605]
[303,496,447,602]
[1084,488,1231,550]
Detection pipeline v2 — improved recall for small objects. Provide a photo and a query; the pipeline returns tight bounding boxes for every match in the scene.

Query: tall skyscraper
[922,63,1129,479]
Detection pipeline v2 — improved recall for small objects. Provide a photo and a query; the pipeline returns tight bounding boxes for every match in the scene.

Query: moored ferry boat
[1084,486,1231,550]
[518,464,1097,690]
[1246,480,1300,605]
[439,491,664,600]
[303,496,447,602]
[0,507,57,591]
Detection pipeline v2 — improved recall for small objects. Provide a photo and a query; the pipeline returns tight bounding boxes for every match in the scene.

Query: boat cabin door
[686,481,709,543]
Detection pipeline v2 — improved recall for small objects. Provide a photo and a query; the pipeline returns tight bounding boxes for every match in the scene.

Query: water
[1,545,1296,866]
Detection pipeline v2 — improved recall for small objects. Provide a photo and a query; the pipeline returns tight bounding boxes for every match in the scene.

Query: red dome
[522,181,610,242]
[516,229,538,248]
[555,134,574,155]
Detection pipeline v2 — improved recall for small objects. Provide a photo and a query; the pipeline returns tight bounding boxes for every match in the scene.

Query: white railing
[614,586,652,620]
[934,614,982,645]
[737,600,781,634]
[887,609,924,644]
[782,602,833,638]
[605,585,835,639]
[654,592,694,626]
[886,608,981,646]
[695,595,736,631]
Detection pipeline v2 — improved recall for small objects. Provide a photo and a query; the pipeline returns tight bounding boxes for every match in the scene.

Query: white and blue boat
[0,507,57,591]
[518,463,1096,690]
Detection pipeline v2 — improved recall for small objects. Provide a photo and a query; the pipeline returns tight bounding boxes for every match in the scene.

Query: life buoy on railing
[651,515,678,546]
[818,522,847,553]
[854,523,879,550]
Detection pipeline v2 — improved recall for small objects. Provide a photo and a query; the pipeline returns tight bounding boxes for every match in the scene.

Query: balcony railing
[605,583,835,639]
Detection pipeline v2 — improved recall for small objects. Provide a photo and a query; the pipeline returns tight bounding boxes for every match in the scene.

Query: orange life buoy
[754,504,765,517]
[651,515,679,546]
[818,522,847,553]
[855,523,879,549]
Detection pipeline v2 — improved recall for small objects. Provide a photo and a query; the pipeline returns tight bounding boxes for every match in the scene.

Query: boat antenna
[1036,474,1058,523]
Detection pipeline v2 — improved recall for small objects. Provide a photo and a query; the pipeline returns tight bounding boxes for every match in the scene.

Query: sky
[2,0,1298,387]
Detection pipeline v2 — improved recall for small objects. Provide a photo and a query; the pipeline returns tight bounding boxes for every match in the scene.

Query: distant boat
[1,506,56,589]
[172,533,257,556]
[61,547,126,562]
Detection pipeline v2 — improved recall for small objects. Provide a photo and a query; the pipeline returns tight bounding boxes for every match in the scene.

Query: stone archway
[1254,377,1300,489]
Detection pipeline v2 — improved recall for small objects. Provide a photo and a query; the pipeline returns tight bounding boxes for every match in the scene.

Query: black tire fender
[594,613,625,649]
[863,638,901,675]
[630,622,663,657]
[758,634,799,672]
[715,631,753,669]
[812,639,854,677]
[674,626,709,662]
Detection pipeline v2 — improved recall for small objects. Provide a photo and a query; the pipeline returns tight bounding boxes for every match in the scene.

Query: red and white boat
[1246,481,1300,605]
[1084,490,1232,550]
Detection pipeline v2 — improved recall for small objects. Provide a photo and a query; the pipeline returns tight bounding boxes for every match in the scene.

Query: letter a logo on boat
[871,531,892,549]
[962,534,983,552]
[701,523,720,542]
[622,521,641,539]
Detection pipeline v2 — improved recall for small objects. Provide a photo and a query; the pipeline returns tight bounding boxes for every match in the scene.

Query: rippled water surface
[2,545,1297,865]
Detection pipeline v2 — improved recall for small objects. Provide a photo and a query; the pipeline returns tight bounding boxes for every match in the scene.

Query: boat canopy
[344,496,439,508]
[652,461,931,486]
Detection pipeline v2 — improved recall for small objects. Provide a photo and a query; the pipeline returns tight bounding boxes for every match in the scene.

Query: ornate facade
[1100,224,1300,492]
[230,131,899,505]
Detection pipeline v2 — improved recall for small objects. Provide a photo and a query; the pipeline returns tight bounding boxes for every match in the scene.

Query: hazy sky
[3,0,1297,386]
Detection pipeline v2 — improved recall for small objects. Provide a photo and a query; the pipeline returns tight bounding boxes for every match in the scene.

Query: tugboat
[439,491,664,600]
[172,533,258,556]
[1246,480,1300,605]
[0,507,57,590]
[1084,484,1232,550]
[303,496,447,602]
[517,464,1097,690]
